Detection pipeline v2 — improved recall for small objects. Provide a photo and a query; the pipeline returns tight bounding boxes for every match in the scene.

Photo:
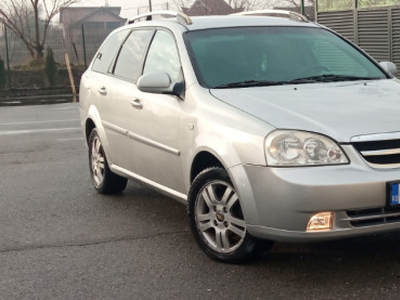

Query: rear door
[83,29,130,166]
[102,29,155,169]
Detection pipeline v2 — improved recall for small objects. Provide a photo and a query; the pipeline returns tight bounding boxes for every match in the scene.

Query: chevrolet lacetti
[79,10,400,262]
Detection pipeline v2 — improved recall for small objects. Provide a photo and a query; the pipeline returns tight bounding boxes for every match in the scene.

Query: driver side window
[143,30,182,82]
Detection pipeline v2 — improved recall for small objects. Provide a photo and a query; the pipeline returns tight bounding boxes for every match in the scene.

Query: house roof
[182,0,244,16]
[60,6,125,26]
[274,6,315,21]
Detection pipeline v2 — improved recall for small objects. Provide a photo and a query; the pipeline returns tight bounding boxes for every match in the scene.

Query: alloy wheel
[195,180,246,254]
[90,135,105,187]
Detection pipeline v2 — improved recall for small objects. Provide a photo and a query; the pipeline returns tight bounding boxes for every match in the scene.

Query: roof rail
[126,11,192,25]
[232,9,309,22]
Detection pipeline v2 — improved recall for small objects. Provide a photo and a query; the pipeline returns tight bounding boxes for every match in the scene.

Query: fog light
[307,212,334,232]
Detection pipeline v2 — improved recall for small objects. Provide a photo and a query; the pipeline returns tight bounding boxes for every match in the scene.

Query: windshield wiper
[290,74,382,83]
[212,75,382,89]
[213,80,286,89]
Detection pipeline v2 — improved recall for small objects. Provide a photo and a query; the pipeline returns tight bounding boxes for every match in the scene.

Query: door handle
[98,86,107,96]
[130,99,143,110]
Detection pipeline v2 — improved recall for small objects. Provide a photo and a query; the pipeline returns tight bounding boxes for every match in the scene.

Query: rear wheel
[88,129,127,194]
[188,167,272,263]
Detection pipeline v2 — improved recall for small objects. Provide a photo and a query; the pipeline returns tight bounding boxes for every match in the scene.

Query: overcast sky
[72,0,181,18]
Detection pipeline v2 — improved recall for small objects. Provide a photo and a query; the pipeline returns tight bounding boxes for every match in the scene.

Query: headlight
[265,130,349,166]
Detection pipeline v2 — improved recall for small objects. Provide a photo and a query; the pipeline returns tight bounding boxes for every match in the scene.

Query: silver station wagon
[80,10,400,262]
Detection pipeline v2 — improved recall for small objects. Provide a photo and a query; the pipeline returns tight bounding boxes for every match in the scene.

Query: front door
[124,29,185,193]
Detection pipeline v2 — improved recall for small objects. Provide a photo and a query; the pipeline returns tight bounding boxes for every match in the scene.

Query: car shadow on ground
[102,180,400,267]
[251,233,400,287]
[87,180,400,295]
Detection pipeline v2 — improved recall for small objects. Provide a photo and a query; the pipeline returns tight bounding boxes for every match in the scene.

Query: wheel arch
[189,149,262,231]
[85,118,96,143]
[190,151,225,183]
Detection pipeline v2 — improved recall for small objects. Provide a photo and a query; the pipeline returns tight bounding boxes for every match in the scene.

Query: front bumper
[229,145,400,242]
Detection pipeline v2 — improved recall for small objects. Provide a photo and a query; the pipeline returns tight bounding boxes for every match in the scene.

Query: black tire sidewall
[88,128,127,194]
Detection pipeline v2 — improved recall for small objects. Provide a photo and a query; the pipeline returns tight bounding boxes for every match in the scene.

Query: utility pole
[148,0,153,12]
[4,24,11,89]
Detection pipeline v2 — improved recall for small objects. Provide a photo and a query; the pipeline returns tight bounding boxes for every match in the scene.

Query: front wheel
[88,129,127,194]
[188,167,272,263]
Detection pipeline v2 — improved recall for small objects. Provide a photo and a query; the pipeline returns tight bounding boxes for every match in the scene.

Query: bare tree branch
[0,0,81,60]
[172,0,315,12]
[172,0,194,11]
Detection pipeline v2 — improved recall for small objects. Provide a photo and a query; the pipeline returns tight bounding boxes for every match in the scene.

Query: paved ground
[0,93,75,106]
[1,103,400,299]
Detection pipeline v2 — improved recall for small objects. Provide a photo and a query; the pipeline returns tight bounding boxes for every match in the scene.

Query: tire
[88,129,127,194]
[188,167,272,263]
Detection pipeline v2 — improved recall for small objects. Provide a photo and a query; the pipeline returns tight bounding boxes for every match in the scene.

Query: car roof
[185,15,319,30]
[124,10,320,32]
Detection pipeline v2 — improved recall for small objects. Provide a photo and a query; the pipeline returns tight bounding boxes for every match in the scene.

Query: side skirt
[110,164,188,204]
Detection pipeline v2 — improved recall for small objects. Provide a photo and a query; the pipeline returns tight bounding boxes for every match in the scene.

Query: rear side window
[113,29,154,82]
[92,29,129,74]
[143,30,182,82]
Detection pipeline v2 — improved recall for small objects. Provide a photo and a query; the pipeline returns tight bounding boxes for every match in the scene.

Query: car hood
[210,79,400,143]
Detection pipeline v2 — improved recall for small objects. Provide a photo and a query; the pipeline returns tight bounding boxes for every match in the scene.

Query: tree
[0,0,80,60]
[227,0,273,10]
[358,0,399,7]
[175,0,316,12]
[276,0,315,7]
[0,56,6,90]
[44,46,57,86]
[173,0,194,9]
[317,0,399,11]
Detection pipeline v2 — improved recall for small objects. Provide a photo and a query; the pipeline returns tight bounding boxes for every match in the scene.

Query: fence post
[389,7,393,62]
[65,52,77,102]
[353,1,358,44]
[4,24,11,89]
[81,23,87,69]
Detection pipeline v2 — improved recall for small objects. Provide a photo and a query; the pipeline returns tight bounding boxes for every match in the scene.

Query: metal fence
[0,23,116,68]
[0,2,170,68]
[316,5,400,67]
[0,25,67,67]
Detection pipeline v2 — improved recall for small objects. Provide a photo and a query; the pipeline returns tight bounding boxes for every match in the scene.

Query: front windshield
[184,26,387,88]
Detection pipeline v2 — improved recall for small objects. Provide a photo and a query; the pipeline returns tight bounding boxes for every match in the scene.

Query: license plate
[388,182,400,206]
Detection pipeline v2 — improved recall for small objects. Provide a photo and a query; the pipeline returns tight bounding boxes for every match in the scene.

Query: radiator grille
[352,139,400,167]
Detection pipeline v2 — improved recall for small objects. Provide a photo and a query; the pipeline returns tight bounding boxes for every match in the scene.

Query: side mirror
[137,72,184,98]
[379,61,397,76]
